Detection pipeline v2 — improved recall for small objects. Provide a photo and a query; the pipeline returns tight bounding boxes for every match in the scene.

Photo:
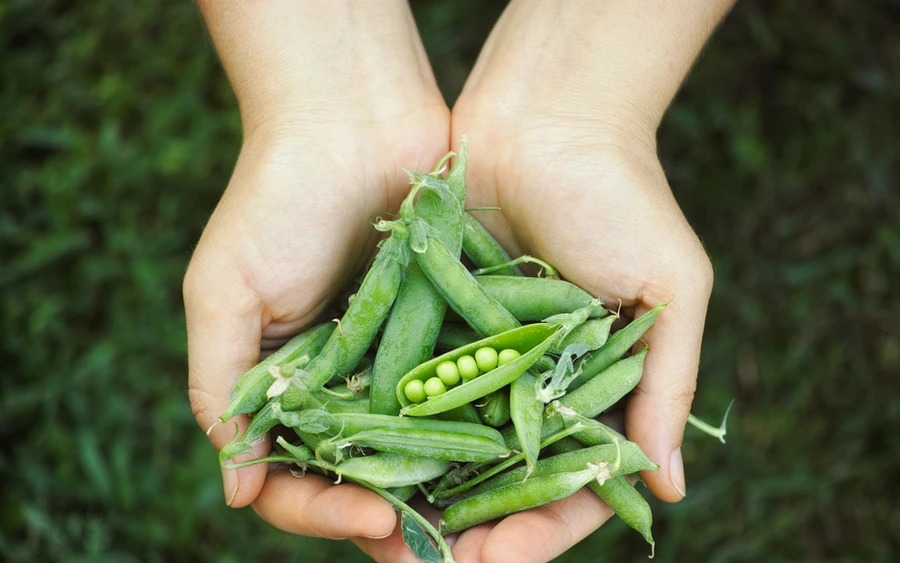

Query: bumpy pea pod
[465,441,658,498]
[370,144,468,415]
[436,403,483,425]
[402,188,519,337]
[475,276,607,321]
[281,224,410,408]
[436,323,479,351]
[440,464,608,534]
[549,315,615,355]
[229,435,451,489]
[384,484,418,503]
[434,422,587,502]
[397,324,558,417]
[568,303,665,390]
[325,427,511,463]
[325,413,505,445]
[560,348,648,418]
[499,350,649,452]
[219,322,334,422]
[509,370,543,476]
[551,439,654,549]
[477,389,511,427]
[508,303,601,475]
[219,384,372,465]
[462,213,523,276]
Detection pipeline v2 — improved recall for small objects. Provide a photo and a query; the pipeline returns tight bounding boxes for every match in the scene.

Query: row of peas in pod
[404,347,520,402]
[214,139,729,563]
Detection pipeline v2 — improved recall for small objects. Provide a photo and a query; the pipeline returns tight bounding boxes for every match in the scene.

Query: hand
[186,2,451,553]
[440,1,722,559]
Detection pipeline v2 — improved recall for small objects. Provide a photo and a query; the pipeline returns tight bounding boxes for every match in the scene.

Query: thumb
[184,257,269,508]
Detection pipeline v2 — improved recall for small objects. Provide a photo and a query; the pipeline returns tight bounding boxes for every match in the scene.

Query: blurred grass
[1,0,898,561]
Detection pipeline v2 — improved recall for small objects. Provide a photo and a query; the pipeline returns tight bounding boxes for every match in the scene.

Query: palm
[444,114,713,560]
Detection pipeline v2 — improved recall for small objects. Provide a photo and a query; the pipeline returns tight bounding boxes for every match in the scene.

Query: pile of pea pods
[218,139,671,562]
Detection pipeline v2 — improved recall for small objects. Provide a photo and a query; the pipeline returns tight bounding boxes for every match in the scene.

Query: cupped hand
[184,107,450,547]
[443,37,713,563]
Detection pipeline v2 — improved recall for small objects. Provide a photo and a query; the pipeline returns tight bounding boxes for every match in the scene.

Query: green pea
[424,377,447,397]
[474,347,499,372]
[404,379,427,403]
[457,355,480,380]
[497,348,521,366]
[436,360,461,386]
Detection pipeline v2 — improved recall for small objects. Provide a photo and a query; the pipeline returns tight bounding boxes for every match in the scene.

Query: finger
[352,498,444,563]
[626,262,713,502]
[185,259,269,507]
[252,470,397,540]
[351,521,422,563]
[479,489,615,563]
[452,522,495,563]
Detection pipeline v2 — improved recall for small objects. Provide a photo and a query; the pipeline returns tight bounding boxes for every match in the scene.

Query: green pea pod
[221,386,372,465]
[436,323,479,351]
[406,213,520,338]
[385,484,418,503]
[551,440,654,547]
[560,348,648,418]
[435,402,484,425]
[282,229,409,408]
[499,351,648,452]
[469,441,658,497]
[462,213,523,276]
[550,401,629,446]
[475,276,607,321]
[397,324,559,417]
[549,316,615,355]
[331,427,511,463]
[219,322,334,422]
[477,388,511,427]
[440,464,606,534]
[370,146,468,416]
[326,413,505,445]
[569,303,664,390]
[435,421,586,501]
[509,370,543,477]
[332,453,450,489]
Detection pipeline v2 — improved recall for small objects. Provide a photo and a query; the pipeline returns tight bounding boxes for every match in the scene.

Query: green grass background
[2,1,898,561]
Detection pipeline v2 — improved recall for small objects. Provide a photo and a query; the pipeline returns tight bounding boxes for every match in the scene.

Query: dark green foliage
[1,0,898,561]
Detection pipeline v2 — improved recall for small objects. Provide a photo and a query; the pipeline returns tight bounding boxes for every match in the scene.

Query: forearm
[460,0,734,137]
[198,0,439,134]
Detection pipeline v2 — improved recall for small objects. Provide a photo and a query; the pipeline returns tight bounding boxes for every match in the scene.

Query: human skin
[186,1,733,562]
[185,0,449,544]
[441,1,733,561]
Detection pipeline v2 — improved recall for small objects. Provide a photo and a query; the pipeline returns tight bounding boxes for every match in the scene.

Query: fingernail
[362,531,393,540]
[669,447,686,498]
[222,464,238,507]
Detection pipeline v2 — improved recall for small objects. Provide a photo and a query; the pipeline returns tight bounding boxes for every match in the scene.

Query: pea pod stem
[471,255,559,278]
[283,230,408,407]
[687,399,735,444]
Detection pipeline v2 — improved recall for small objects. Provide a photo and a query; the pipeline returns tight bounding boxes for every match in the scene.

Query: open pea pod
[397,323,559,416]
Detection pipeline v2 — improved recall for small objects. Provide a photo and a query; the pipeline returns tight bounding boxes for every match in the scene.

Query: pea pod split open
[397,323,559,416]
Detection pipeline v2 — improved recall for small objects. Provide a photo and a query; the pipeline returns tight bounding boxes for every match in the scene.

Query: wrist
[460,0,733,135]
[202,0,445,137]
